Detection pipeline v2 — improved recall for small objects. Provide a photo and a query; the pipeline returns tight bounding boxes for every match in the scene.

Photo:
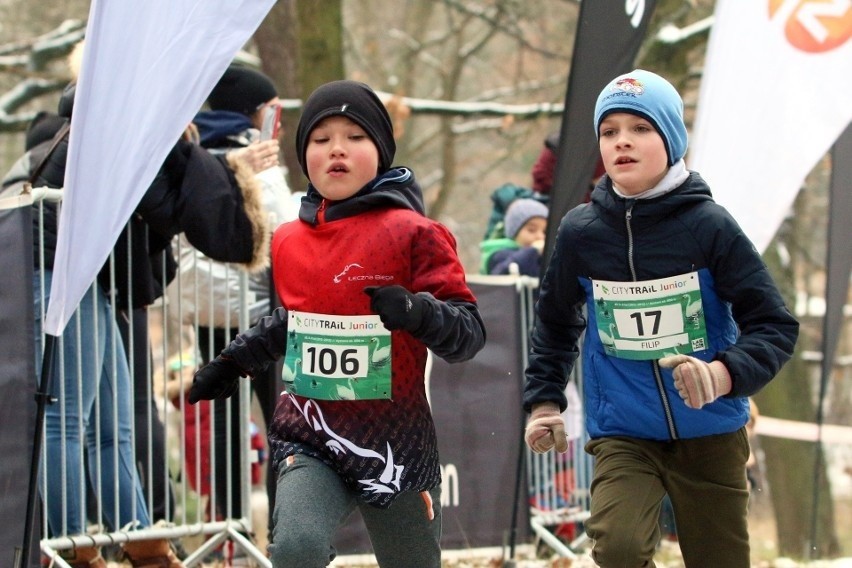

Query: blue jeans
[34,271,150,536]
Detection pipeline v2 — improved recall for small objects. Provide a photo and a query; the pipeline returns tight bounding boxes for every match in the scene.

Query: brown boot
[46,546,107,568]
[122,539,185,568]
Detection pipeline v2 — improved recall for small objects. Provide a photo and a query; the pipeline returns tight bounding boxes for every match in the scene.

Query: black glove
[364,285,425,332]
[188,356,246,404]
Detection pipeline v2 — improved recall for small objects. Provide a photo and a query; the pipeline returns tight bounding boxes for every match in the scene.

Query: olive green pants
[584,428,751,568]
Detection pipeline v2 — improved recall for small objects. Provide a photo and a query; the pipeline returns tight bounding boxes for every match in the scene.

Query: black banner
[544,0,657,266]
[821,122,852,403]
[810,122,852,546]
[335,278,530,553]
[0,201,38,566]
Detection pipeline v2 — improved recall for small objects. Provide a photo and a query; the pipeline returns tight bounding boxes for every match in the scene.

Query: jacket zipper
[317,199,328,224]
[625,204,678,440]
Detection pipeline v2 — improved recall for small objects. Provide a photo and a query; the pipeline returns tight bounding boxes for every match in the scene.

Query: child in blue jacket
[523,69,798,567]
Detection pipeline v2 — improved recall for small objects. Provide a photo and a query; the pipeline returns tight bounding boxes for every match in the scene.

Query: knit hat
[593,69,687,166]
[295,80,395,177]
[504,198,548,239]
[208,64,278,116]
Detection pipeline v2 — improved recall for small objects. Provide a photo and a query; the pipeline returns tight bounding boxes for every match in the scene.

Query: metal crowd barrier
[27,191,269,567]
[23,189,594,567]
[517,277,593,560]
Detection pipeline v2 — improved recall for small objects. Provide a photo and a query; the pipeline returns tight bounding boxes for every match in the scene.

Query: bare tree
[254,0,303,190]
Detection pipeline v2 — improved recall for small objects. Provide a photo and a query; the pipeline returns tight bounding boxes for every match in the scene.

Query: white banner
[689,0,852,253]
[45,0,276,335]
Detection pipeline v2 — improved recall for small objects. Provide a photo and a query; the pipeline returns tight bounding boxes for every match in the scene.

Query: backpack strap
[24,121,71,191]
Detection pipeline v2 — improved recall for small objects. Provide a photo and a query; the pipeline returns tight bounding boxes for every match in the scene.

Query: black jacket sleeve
[411,295,486,364]
[137,139,269,271]
[222,306,289,374]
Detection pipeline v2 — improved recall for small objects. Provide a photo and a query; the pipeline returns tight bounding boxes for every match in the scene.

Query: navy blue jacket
[523,172,799,441]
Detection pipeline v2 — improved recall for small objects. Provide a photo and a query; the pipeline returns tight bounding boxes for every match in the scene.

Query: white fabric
[562,382,584,441]
[45,0,276,335]
[689,0,852,253]
[611,159,689,200]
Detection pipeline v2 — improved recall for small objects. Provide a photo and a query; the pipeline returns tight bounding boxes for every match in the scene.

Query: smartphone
[260,103,282,141]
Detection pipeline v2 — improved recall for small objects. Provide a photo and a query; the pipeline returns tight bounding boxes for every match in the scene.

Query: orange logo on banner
[768,0,852,52]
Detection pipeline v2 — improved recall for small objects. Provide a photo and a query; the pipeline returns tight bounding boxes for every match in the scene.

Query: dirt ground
[325,494,852,568]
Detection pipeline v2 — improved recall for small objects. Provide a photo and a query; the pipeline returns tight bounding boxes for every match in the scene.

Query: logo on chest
[333,263,395,284]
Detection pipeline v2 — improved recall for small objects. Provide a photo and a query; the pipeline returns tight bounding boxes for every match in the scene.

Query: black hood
[298,167,426,226]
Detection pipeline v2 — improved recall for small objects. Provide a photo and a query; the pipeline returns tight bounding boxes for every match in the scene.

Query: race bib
[282,311,392,400]
[592,272,708,360]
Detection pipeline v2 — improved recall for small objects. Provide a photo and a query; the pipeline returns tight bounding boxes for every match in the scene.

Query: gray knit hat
[295,80,395,177]
[504,198,549,238]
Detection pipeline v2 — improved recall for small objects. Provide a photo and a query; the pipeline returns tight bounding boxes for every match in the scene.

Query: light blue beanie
[593,69,687,166]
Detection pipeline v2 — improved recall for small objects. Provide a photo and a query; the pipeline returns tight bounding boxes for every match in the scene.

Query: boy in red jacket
[189,80,486,568]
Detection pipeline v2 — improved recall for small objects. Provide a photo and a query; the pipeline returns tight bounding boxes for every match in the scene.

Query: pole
[504,419,526,568]
[17,334,57,568]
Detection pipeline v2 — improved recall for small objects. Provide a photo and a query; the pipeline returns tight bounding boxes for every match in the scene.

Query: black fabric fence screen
[334,278,531,552]
[0,201,38,567]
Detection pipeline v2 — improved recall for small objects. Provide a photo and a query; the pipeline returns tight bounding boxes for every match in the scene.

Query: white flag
[45,0,276,335]
[689,0,852,253]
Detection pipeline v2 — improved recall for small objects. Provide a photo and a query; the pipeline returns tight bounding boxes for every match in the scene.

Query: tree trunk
[254,0,302,191]
[254,1,344,193]
[285,1,344,191]
[296,1,344,95]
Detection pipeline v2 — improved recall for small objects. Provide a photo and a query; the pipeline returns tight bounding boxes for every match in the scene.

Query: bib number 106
[303,344,367,378]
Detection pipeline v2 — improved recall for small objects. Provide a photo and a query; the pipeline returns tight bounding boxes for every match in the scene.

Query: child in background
[164,354,212,505]
[522,69,798,567]
[188,80,486,568]
[481,197,548,277]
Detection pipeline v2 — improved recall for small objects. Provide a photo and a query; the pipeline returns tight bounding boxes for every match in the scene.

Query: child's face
[515,216,547,248]
[598,112,668,196]
[305,115,380,201]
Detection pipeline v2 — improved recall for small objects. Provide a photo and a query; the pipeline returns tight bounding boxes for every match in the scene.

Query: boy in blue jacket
[523,69,798,567]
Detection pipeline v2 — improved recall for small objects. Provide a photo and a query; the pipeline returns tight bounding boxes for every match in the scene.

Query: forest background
[0,0,849,563]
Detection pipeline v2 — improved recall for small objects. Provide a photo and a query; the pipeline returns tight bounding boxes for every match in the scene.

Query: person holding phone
[169,63,297,560]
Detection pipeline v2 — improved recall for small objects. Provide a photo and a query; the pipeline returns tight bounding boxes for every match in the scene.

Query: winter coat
[482,239,542,277]
[223,167,486,508]
[169,112,297,328]
[5,92,269,310]
[523,171,799,442]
